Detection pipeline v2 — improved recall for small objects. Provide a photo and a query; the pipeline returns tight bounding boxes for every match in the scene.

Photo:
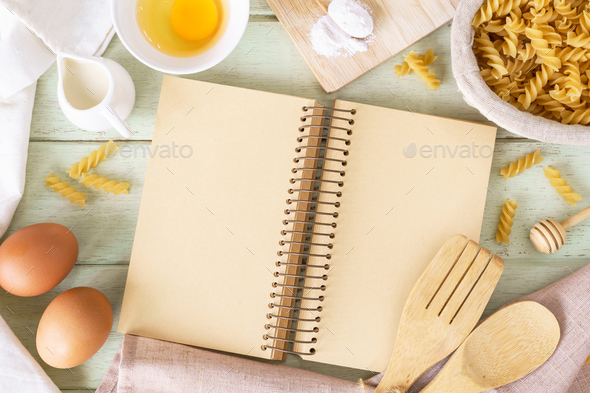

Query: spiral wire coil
[261,106,355,357]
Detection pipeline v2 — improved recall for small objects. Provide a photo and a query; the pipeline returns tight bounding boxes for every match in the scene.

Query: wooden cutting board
[265,0,461,93]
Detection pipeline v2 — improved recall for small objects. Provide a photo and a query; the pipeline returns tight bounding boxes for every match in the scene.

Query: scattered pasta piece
[44,173,88,207]
[496,198,517,244]
[403,51,441,90]
[66,140,119,179]
[80,173,130,195]
[500,149,544,180]
[472,0,590,124]
[394,49,437,77]
[545,166,582,206]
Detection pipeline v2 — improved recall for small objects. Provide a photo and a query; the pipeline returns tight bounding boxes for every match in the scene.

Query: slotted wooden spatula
[375,234,504,393]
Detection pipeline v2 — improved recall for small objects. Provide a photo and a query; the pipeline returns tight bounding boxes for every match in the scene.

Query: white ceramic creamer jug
[57,53,135,138]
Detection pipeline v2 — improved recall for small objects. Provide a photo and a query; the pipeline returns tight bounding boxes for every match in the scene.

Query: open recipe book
[119,76,497,371]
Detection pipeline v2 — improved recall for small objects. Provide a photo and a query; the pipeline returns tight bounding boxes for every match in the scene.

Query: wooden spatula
[375,235,504,393]
[420,301,560,393]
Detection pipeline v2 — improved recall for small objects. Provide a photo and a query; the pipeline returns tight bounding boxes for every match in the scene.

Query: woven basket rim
[450,0,590,146]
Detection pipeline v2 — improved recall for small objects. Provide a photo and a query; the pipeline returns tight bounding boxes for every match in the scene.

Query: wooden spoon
[420,301,560,393]
[375,235,504,393]
[530,205,590,254]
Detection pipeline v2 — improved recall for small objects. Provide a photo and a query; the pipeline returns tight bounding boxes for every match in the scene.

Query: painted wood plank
[481,141,590,261]
[9,4,590,390]
[5,141,590,264]
[31,25,521,142]
[251,0,273,15]
[3,142,147,264]
[1,262,583,389]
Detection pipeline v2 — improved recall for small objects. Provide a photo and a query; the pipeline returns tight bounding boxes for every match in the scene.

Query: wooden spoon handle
[418,363,479,393]
[374,355,425,393]
[374,374,413,393]
[561,205,590,230]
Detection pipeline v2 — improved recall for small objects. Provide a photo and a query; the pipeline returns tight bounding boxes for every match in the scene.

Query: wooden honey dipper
[530,205,590,254]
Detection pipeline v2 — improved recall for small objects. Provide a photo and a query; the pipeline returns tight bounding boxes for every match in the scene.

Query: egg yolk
[170,0,219,41]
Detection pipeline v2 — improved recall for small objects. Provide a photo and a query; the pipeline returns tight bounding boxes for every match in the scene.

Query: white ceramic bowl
[111,0,249,74]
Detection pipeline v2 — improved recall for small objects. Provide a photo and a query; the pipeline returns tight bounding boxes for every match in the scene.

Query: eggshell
[37,287,113,368]
[0,223,78,297]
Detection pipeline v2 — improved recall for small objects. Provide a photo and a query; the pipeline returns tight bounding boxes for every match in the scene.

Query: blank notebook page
[295,99,497,371]
[118,76,317,359]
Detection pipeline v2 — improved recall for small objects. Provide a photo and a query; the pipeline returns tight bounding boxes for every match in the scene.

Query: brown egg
[37,287,113,368]
[0,223,78,297]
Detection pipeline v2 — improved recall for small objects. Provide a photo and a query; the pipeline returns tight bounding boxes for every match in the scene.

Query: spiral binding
[261,105,355,358]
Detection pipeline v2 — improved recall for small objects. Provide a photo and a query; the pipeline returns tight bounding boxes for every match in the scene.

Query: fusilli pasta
[545,166,583,205]
[80,173,130,195]
[393,49,438,90]
[66,140,119,179]
[44,173,88,207]
[403,51,441,90]
[476,31,509,78]
[473,0,590,124]
[496,199,518,244]
[500,149,545,180]
[394,49,437,77]
[473,0,502,27]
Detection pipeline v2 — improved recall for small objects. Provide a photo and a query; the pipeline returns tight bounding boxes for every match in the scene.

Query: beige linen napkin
[97,334,371,393]
[98,262,590,393]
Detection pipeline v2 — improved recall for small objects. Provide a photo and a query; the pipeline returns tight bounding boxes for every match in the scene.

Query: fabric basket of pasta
[451,0,590,145]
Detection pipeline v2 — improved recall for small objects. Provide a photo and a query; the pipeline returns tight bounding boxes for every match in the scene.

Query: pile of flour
[310,0,374,58]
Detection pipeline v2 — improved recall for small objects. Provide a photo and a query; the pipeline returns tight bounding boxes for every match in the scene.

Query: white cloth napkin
[0,82,36,239]
[0,0,114,238]
[0,316,61,393]
[0,1,114,391]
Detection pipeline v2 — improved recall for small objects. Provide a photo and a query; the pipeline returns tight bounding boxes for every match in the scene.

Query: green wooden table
[2,2,590,391]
